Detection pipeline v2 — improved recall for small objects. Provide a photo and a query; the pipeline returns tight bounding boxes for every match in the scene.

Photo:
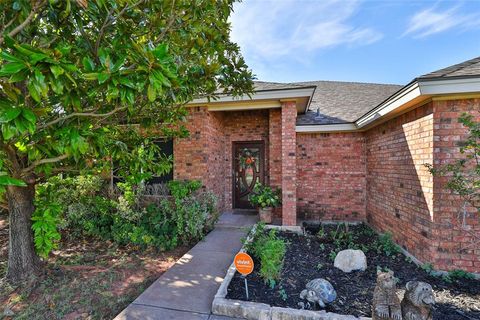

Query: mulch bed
[226,224,480,320]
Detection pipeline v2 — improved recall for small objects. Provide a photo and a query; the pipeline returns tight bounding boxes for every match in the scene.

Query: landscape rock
[334,249,367,273]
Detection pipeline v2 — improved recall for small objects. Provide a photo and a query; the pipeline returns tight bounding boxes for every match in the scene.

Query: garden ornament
[401,281,435,320]
[299,278,337,309]
[372,270,402,320]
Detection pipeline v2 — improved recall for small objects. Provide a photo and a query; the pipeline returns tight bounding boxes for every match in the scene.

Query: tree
[0,0,253,283]
[426,113,479,213]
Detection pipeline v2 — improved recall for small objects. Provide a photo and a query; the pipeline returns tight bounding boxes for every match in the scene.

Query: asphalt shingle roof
[418,56,480,80]
[254,56,480,125]
[252,81,402,125]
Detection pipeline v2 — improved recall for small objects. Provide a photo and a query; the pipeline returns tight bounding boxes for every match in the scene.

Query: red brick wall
[174,107,209,182]
[175,99,480,272]
[222,110,270,210]
[175,107,271,211]
[281,102,297,225]
[297,132,366,221]
[269,109,282,219]
[431,99,480,272]
[366,103,435,264]
[204,111,226,209]
[174,107,226,209]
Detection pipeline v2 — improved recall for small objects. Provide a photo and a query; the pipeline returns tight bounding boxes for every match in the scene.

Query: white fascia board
[208,101,281,111]
[418,77,480,95]
[296,123,357,133]
[356,77,480,129]
[190,87,316,105]
[356,82,421,128]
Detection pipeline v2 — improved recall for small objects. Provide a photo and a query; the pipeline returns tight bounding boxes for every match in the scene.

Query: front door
[233,141,265,209]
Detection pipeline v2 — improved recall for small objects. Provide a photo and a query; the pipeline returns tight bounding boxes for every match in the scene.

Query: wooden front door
[233,141,265,209]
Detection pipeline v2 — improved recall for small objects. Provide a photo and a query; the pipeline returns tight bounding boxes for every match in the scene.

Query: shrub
[248,223,287,287]
[34,175,218,256]
[376,232,401,256]
[32,183,63,258]
[248,183,281,209]
[330,223,355,250]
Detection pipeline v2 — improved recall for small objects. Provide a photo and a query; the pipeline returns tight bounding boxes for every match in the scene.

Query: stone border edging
[211,224,372,320]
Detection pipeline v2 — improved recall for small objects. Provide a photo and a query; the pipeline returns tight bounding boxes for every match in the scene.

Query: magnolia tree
[0,0,253,283]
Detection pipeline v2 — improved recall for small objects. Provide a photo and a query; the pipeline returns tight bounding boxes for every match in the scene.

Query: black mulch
[226,224,480,320]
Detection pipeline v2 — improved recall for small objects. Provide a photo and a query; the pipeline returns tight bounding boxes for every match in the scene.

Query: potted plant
[249,182,281,223]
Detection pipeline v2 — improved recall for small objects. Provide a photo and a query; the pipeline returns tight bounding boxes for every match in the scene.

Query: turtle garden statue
[299,278,337,309]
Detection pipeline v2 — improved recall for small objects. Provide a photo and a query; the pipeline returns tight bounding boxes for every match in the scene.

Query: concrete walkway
[114,212,257,320]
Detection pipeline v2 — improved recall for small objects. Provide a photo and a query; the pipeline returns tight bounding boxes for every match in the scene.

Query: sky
[229,0,480,85]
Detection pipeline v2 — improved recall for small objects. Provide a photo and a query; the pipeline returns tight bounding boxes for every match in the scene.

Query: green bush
[376,232,401,256]
[33,175,219,256]
[248,182,281,209]
[444,269,475,282]
[248,223,287,287]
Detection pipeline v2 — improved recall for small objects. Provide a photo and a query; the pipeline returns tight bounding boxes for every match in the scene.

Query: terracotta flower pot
[259,207,273,224]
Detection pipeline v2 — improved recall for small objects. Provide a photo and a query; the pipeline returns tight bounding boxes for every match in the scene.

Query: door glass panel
[245,167,254,185]
[234,143,264,209]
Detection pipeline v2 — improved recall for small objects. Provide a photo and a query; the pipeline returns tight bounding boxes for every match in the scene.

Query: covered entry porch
[173,86,315,226]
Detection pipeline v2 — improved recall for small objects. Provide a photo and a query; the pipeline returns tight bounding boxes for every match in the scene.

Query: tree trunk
[5,183,41,283]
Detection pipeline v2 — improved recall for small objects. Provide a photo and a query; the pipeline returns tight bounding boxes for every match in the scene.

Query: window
[146,138,174,185]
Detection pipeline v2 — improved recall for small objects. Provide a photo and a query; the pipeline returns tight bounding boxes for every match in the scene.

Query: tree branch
[94,0,144,57]
[38,106,128,130]
[156,0,177,43]
[22,154,69,174]
[0,0,47,46]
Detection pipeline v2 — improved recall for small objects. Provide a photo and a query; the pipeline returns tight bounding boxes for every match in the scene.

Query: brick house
[172,57,480,272]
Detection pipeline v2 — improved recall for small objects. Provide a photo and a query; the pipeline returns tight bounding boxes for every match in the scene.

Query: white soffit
[189,87,315,113]
[419,77,480,95]
[207,101,281,111]
[190,87,315,104]
[296,123,357,133]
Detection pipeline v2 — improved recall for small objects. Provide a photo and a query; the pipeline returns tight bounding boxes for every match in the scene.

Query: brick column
[281,101,297,226]
[269,109,282,220]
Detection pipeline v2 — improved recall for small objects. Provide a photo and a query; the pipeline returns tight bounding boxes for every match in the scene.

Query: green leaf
[118,77,135,88]
[50,65,64,78]
[30,52,49,64]
[9,69,28,82]
[97,72,110,84]
[50,78,64,94]
[82,56,95,72]
[0,62,26,76]
[147,84,156,102]
[152,70,171,87]
[0,107,22,123]
[83,72,99,80]
[27,81,41,102]
[0,174,27,186]
[152,44,168,60]
[1,124,17,140]
[0,51,23,63]
[14,116,28,133]
[22,108,36,124]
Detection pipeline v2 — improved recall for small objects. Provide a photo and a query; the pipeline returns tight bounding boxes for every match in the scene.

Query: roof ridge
[442,56,480,77]
[259,79,402,86]
[419,55,480,79]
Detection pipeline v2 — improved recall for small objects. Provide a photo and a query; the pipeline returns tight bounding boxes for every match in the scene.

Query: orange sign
[234,252,254,276]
